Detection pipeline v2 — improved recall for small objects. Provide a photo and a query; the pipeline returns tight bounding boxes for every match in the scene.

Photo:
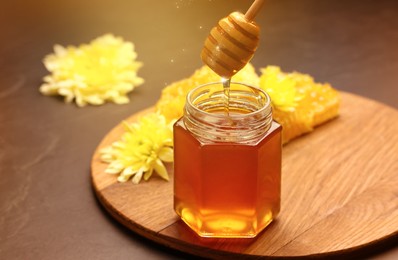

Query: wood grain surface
[91,92,398,259]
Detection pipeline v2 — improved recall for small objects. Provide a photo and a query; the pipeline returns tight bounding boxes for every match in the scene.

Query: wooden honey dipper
[201,0,265,79]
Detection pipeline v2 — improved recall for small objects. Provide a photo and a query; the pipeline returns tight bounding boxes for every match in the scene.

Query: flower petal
[143,168,153,181]
[121,166,136,177]
[132,168,144,184]
[158,147,174,162]
[117,175,128,182]
[154,159,169,181]
[105,167,122,175]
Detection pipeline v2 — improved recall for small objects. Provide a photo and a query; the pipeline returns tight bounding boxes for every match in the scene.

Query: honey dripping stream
[222,78,233,124]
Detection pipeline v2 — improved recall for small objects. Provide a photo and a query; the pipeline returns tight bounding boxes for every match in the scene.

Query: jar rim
[186,81,271,119]
[184,81,273,142]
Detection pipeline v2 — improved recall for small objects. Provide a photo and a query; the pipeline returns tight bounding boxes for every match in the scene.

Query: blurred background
[1,0,398,108]
[1,0,397,259]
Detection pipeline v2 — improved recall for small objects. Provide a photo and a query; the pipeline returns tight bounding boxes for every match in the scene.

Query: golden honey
[173,82,282,238]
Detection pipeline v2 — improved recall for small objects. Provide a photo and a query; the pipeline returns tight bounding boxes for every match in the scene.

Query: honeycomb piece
[260,66,340,144]
[273,108,314,144]
[298,83,340,127]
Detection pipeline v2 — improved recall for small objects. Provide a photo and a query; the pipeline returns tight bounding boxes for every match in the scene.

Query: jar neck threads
[183,82,272,143]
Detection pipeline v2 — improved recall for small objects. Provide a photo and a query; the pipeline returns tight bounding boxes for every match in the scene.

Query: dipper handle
[245,0,266,21]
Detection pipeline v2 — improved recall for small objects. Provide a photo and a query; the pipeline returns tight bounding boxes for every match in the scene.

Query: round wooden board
[91,92,398,259]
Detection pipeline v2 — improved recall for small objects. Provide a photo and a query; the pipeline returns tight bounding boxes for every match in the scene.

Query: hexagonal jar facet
[173,82,282,238]
[174,119,282,238]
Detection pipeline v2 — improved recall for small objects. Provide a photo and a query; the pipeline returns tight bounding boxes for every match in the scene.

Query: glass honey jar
[173,82,282,238]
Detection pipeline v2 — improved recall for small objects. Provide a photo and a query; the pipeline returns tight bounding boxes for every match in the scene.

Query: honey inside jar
[173,82,282,238]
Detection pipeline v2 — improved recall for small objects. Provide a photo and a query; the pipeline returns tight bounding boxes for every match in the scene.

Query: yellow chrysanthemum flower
[100,113,174,184]
[40,34,144,107]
